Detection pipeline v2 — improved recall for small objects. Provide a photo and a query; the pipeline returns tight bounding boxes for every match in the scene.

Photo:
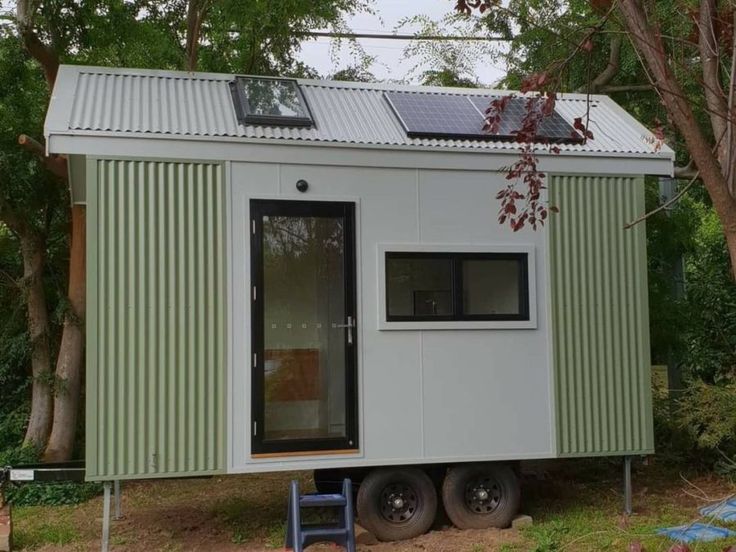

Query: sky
[0,0,507,85]
[297,0,507,85]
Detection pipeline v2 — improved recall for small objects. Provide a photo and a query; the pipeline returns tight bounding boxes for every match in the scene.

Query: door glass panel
[262,214,346,442]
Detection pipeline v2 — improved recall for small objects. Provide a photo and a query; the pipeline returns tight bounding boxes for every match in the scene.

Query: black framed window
[385,252,529,322]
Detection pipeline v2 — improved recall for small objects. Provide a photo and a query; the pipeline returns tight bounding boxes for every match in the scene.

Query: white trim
[376,243,538,331]
[46,130,675,161]
[49,135,674,177]
[226,450,558,474]
[225,161,235,473]
[544,175,559,457]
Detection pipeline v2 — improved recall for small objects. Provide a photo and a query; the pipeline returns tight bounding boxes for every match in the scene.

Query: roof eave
[46,131,675,177]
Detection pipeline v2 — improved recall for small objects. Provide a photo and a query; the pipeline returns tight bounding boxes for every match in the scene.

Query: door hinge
[252,353,257,367]
[252,220,256,235]
[252,286,257,301]
[253,421,257,436]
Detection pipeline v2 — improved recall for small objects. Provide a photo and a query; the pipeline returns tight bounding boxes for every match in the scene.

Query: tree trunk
[185,0,208,71]
[618,0,736,274]
[20,231,54,450]
[44,206,85,462]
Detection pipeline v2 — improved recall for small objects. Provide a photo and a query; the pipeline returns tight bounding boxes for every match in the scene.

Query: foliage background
[2,0,736,508]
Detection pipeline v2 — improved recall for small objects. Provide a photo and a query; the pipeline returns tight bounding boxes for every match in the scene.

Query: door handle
[335,316,355,345]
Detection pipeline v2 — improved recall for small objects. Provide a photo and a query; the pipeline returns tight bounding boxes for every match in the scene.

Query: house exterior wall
[86,159,227,480]
[229,162,555,473]
[549,174,654,457]
[84,155,654,480]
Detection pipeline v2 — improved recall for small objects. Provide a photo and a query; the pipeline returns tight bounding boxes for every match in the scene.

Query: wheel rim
[463,475,502,514]
[379,482,419,524]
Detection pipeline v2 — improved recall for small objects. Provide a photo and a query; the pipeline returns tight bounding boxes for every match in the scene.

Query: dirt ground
[18,470,526,552]
[12,459,736,551]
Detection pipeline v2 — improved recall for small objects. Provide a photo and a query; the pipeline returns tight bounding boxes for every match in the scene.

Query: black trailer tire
[356,467,437,542]
[441,463,520,529]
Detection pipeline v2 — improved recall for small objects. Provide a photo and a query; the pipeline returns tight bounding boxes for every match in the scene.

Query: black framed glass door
[250,200,358,454]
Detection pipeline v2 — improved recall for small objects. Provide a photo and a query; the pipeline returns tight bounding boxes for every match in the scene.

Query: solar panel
[468,96,580,143]
[384,92,484,138]
[384,91,582,143]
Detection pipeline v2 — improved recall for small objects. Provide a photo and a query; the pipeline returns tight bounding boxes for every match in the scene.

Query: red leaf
[455,0,470,14]
[582,38,594,52]
[550,205,560,213]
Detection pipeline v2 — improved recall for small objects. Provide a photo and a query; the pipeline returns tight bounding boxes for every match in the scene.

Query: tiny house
[45,65,673,541]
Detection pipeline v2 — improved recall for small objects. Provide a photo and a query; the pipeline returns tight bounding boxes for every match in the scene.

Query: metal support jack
[113,481,122,521]
[623,456,633,515]
[101,482,111,552]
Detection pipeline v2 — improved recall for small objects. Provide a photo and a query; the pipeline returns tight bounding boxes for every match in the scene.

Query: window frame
[231,76,314,128]
[378,244,537,331]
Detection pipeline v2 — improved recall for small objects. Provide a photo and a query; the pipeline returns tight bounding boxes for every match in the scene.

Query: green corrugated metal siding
[550,175,654,457]
[86,159,226,480]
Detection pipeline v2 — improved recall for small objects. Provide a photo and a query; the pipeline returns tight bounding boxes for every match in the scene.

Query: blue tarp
[657,523,736,543]
[700,498,736,522]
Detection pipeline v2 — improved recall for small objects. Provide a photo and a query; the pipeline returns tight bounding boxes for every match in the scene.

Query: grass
[519,459,736,551]
[12,506,80,549]
[6,460,736,551]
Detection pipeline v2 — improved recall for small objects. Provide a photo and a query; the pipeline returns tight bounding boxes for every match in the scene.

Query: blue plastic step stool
[285,478,356,552]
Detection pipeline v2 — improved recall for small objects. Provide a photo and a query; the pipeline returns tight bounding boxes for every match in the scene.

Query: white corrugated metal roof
[46,65,674,160]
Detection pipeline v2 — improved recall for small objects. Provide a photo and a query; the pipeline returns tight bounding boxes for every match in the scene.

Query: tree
[4,0,369,461]
[456,0,736,276]
[399,13,496,87]
[329,64,377,83]
[0,26,65,452]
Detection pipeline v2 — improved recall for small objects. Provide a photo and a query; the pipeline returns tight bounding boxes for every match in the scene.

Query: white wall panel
[416,170,553,459]
[276,165,423,462]
[229,163,280,470]
[229,163,554,472]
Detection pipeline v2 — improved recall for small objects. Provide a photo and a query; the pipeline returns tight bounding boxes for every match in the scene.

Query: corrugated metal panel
[86,159,226,480]
[70,72,241,136]
[549,175,654,456]
[53,66,670,157]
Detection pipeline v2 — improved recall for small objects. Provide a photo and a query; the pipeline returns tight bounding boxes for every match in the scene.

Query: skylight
[231,77,313,127]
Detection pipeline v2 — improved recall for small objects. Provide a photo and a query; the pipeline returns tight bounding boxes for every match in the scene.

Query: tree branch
[698,0,728,165]
[18,134,67,179]
[185,0,210,71]
[587,35,623,93]
[598,83,653,93]
[726,9,736,194]
[16,0,59,89]
[0,193,30,239]
[675,160,698,179]
[624,172,699,230]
